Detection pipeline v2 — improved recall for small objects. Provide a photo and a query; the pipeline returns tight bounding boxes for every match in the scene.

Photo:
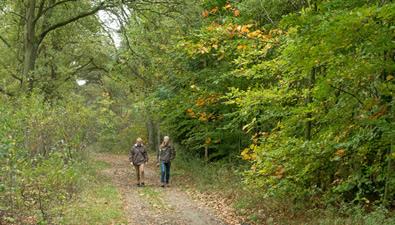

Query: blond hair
[160,136,170,148]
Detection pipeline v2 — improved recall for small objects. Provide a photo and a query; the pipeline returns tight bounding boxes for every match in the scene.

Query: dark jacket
[158,144,175,163]
[129,144,148,165]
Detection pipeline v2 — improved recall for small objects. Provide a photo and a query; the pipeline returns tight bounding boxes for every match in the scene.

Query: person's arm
[144,147,149,163]
[170,146,176,160]
[129,147,134,165]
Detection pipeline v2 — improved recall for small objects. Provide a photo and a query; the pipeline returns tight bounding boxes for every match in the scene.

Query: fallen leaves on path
[95,153,226,225]
[183,189,246,225]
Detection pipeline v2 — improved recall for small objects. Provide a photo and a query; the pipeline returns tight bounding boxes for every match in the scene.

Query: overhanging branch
[329,84,364,105]
[37,2,107,45]
[35,0,79,22]
[0,35,11,48]
[0,86,14,97]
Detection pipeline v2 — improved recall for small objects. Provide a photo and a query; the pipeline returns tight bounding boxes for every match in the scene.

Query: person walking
[157,136,176,187]
[129,137,148,187]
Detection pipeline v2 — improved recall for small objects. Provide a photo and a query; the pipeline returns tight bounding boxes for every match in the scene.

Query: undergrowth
[172,149,395,225]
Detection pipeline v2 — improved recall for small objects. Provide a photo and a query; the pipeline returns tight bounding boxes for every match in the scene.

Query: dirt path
[95,153,227,225]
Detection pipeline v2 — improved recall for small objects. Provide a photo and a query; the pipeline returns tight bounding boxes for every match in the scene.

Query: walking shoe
[140,182,145,187]
[160,183,165,187]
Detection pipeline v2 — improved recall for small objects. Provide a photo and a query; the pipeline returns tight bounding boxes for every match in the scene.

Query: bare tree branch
[329,84,364,105]
[36,0,46,20]
[0,35,11,48]
[126,62,150,84]
[97,11,119,52]
[0,61,24,84]
[37,2,107,45]
[35,0,78,22]
[0,8,25,20]
[0,86,14,97]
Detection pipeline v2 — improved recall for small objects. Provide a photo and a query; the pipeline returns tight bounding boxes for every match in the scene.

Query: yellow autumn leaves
[188,3,283,59]
[225,24,276,41]
[202,2,240,18]
[241,144,258,161]
[182,22,281,58]
[241,144,286,179]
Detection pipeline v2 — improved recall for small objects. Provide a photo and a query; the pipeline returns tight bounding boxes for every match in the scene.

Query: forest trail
[95,153,227,225]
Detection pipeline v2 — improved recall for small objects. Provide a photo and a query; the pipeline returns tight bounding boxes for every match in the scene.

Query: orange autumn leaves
[185,94,223,147]
[182,22,281,58]
[185,94,223,122]
[229,24,281,46]
[186,110,216,122]
[207,23,276,41]
[335,149,346,157]
[182,3,283,60]
[202,2,240,18]
[195,94,219,107]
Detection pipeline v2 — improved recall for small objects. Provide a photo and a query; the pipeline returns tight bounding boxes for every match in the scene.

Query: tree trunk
[156,123,161,160]
[21,0,105,93]
[23,0,38,91]
[305,67,316,141]
[382,49,394,206]
[146,116,159,152]
[147,118,154,151]
[204,145,208,161]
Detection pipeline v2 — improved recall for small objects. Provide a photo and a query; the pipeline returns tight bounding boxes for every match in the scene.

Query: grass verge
[60,158,127,225]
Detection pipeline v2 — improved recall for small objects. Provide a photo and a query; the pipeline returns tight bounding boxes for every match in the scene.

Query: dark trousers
[160,161,171,184]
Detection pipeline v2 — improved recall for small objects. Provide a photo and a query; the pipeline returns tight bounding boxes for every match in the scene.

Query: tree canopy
[0,0,394,224]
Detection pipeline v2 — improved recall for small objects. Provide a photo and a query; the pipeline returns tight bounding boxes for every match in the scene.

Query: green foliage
[314,205,395,225]
[173,147,395,225]
[0,94,104,223]
[87,78,147,153]
[231,0,395,207]
[0,0,394,223]
[128,0,395,214]
[173,148,243,191]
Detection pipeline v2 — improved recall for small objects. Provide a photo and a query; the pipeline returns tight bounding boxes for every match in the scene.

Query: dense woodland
[0,0,394,224]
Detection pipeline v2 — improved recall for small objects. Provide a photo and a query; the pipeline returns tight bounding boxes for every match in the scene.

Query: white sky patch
[98,10,122,48]
[76,79,87,86]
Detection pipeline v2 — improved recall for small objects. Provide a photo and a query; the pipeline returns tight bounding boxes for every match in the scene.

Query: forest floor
[95,153,241,225]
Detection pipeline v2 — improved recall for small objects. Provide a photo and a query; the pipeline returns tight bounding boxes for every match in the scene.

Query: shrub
[0,95,98,223]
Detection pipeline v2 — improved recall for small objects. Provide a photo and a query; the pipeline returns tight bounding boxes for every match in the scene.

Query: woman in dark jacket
[129,137,148,187]
[157,136,175,187]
